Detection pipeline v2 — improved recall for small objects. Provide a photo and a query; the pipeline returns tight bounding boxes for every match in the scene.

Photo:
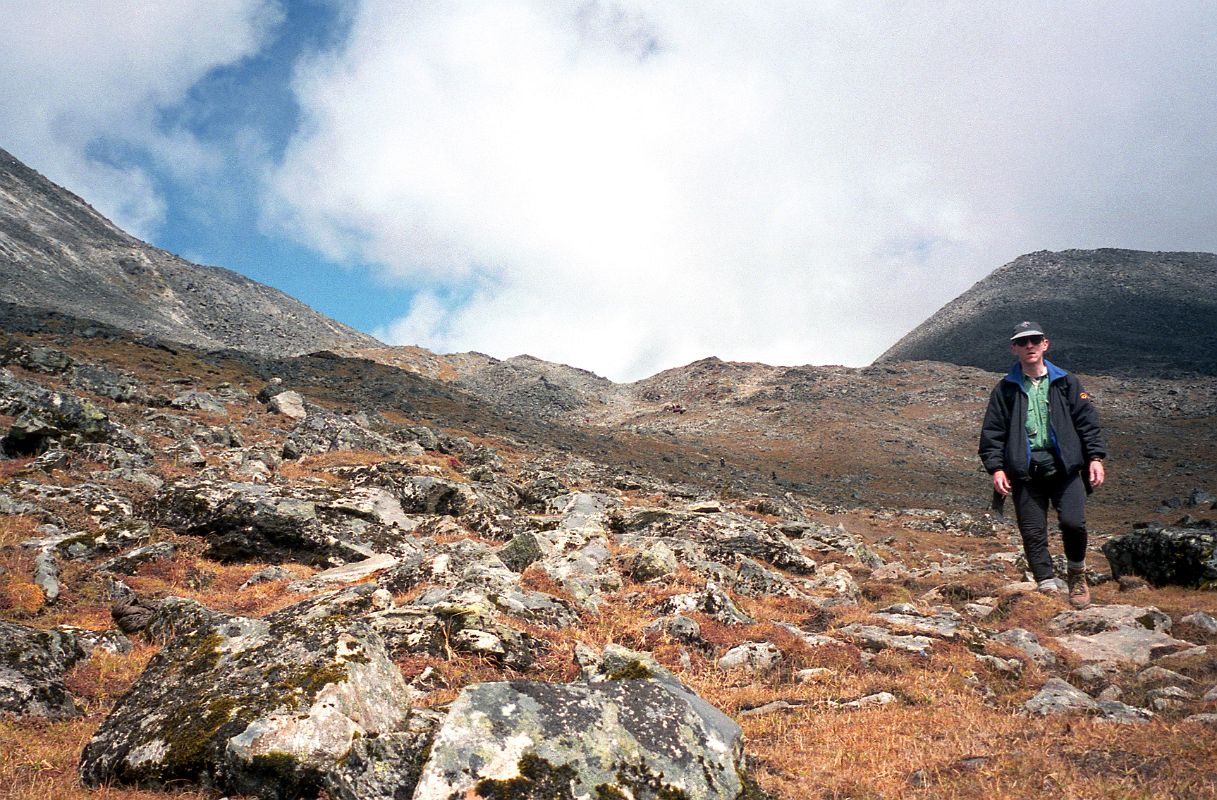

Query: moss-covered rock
[1102,525,1217,589]
[0,620,88,719]
[79,586,414,799]
[411,671,746,799]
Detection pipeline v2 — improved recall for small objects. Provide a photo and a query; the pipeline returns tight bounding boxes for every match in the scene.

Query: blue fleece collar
[1003,359,1068,389]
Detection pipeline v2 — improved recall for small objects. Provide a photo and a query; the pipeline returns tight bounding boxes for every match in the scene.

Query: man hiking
[979,321,1107,608]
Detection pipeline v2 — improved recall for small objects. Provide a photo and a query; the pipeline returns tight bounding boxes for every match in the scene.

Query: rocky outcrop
[79,587,414,797]
[1102,524,1217,588]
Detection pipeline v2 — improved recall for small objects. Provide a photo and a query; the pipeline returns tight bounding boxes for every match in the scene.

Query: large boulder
[411,677,750,799]
[79,588,414,798]
[0,620,88,719]
[1102,525,1217,588]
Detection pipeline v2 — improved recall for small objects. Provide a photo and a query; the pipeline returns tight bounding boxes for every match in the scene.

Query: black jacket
[978,360,1106,482]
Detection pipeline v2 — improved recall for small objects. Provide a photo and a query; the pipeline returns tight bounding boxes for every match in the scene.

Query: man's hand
[1089,459,1105,488]
[992,469,1011,496]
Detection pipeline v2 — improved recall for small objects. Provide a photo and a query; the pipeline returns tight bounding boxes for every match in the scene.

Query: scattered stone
[96,542,178,575]
[288,553,398,591]
[497,531,545,572]
[1025,678,1098,716]
[838,624,934,656]
[171,390,227,414]
[840,691,897,709]
[655,580,752,624]
[268,390,307,419]
[626,541,678,582]
[1049,605,1173,635]
[872,603,969,640]
[717,641,783,672]
[322,715,440,800]
[1053,627,1195,667]
[282,410,405,460]
[32,547,60,603]
[796,667,835,683]
[733,555,805,598]
[992,628,1057,667]
[1181,611,1217,636]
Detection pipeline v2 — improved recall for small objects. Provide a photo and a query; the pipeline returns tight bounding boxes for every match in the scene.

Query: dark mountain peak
[0,146,379,357]
[877,248,1217,377]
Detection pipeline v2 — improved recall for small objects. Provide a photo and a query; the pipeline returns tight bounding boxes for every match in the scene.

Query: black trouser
[1012,469,1088,583]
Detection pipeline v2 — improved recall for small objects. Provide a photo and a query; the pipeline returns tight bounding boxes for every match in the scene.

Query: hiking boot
[1067,570,1091,609]
[1037,578,1063,596]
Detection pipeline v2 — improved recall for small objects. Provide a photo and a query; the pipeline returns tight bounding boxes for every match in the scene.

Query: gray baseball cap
[1010,320,1045,340]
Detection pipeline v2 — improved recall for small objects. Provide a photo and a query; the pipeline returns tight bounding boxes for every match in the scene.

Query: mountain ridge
[0,146,380,357]
[876,248,1217,377]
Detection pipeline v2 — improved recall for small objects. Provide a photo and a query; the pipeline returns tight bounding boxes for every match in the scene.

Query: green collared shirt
[1022,371,1051,451]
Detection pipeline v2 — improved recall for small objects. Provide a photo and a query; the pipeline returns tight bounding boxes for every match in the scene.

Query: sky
[2,1,1216,382]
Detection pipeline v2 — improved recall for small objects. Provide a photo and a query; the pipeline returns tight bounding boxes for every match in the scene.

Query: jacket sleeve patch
[1079,392,1090,400]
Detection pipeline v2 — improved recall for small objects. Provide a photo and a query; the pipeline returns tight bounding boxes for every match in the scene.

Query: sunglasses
[1013,336,1044,347]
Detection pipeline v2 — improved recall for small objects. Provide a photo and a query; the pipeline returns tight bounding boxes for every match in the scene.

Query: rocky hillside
[0,147,379,357]
[3,323,1216,800]
[876,249,1217,377]
[3,145,1217,800]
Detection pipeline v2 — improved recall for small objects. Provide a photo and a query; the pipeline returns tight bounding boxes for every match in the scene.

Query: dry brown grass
[0,640,225,800]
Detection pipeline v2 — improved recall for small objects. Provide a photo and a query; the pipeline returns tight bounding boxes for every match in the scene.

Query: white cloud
[0,0,281,237]
[6,2,1216,381]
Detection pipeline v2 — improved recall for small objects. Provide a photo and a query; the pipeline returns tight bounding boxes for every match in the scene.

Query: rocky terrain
[877,248,1217,377]
[0,148,377,357]
[2,321,1216,800]
[3,144,1217,799]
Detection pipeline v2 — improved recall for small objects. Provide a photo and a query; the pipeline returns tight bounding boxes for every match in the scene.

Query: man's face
[1011,335,1049,370]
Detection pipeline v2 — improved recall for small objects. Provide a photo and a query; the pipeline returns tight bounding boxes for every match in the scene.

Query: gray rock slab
[838,623,934,656]
[289,553,398,590]
[872,604,968,640]
[1096,701,1154,724]
[1048,604,1172,635]
[1053,628,1196,666]
[411,678,746,800]
[1025,678,1098,716]
[992,628,1057,667]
